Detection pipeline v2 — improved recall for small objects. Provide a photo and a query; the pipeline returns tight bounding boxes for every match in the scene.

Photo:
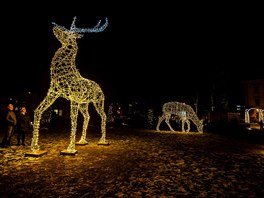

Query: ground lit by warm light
[152,130,204,135]
[1,127,264,197]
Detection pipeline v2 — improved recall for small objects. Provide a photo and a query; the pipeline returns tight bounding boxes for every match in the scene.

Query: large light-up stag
[31,16,108,153]
[156,101,203,132]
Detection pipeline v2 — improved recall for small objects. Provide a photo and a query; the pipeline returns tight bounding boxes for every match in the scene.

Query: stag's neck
[50,44,79,75]
[183,106,199,121]
[53,43,78,64]
[188,113,200,123]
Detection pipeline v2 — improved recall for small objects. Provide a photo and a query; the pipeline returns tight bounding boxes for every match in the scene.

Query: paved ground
[0,126,264,197]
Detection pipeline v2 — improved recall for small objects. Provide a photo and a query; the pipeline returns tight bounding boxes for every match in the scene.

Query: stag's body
[156,101,203,132]
[31,17,108,153]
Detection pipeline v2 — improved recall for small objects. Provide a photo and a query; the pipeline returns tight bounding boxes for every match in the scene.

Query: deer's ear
[76,34,84,39]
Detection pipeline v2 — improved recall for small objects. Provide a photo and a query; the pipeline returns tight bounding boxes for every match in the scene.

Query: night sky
[1,2,263,105]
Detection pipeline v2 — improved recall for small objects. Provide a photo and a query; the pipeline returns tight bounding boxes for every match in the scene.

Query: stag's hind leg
[164,113,175,131]
[93,99,107,144]
[156,114,166,131]
[77,103,90,144]
[156,113,175,131]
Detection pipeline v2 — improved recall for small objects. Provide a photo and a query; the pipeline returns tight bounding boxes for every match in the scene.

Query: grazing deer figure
[156,101,203,132]
[31,16,108,153]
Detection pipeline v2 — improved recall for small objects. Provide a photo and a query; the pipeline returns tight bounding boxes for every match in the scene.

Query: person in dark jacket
[1,103,17,147]
[259,119,263,131]
[16,106,31,146]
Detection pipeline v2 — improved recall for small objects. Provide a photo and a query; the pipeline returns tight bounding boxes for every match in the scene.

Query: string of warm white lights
[31,16,108,153]
[156,101,204,132]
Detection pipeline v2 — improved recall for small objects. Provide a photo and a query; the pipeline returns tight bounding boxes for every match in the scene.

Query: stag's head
[52,16,108,44]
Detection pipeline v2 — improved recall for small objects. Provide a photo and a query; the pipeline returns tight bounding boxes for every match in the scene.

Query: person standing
[16,106,31,146]
[259,119,263,131]
[1,103,17,147]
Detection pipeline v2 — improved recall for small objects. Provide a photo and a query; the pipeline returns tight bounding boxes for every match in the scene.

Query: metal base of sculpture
[98,142,110,146]
[60,150,78,155]
[25,150,48,157]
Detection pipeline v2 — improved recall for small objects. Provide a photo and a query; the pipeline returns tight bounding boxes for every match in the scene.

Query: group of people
[0,103,32,148]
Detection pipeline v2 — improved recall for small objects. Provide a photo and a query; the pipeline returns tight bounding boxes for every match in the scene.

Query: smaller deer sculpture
[30,16,108,154]
[156,101,203,132]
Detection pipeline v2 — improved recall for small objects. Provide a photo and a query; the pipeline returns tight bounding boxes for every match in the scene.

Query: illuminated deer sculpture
[31,16,108,153]
[156,101,203,132]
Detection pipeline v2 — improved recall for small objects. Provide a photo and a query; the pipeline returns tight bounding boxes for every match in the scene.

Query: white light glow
[156,101,203,132]
[31,16,108,153]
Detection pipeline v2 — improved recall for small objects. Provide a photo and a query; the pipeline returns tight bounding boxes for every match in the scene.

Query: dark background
[1,2,263,105]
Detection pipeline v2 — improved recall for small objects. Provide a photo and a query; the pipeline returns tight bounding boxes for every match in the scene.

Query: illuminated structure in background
[147,108,155,128]
[245,108,264,123]
[106,104,115,124]
[156,101,203,132]
[31,16,109,154]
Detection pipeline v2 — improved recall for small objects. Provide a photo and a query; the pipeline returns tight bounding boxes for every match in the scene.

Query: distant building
[244,79,264,109]
[243,79,264,123]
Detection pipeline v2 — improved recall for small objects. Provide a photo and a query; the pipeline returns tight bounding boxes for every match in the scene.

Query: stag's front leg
[31,93,58,153]
[31,110,41,152]
[181,118,190,132]
[181,119,186,132]
[67,102,79,152]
